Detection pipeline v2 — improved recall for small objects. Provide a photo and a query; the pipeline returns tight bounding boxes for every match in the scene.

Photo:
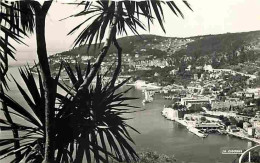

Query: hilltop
[52,30,260,68]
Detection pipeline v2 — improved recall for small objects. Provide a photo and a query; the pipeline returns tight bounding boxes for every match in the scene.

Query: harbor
[161,106,260,143]
[122,86,251,163]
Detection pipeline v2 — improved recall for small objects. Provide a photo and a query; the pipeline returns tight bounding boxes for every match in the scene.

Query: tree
[200,116,206,122]
[256,98,260,110]
[28,2,56,162]
[236,120,244,128]
[229,117,238,125]
[178,59,187,74]
[222,117,231,126]
[211,53,219,69]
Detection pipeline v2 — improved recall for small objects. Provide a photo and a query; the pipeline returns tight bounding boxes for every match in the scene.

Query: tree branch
[78,1,119,92]
[42,0,53,14]
[110,37,122,87]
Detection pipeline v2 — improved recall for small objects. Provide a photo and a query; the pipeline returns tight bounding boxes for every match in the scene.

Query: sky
[11,0,260,64]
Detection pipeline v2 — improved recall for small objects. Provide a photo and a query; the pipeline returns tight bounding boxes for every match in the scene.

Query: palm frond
[57,63,140,162]
[1,62,139,163]
[0,67,45,162]
[0,1,35,89]
[67,0,192,48]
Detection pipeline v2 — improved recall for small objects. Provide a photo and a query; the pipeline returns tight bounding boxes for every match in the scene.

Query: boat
[142,90,153,104]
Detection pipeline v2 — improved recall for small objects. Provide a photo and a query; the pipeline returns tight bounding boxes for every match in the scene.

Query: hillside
[52,30,260,68]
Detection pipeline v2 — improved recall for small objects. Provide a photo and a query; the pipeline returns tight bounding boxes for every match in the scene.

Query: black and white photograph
[1,0,260,163]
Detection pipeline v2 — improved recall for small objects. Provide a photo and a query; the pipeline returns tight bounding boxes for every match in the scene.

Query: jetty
[161,111,208,138]
[162,107,210,138]
[175,119,208,138]
[187,126,208,138]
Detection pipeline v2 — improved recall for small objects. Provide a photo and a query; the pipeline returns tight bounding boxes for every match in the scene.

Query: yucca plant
[0,62,139,163]
[1,1,39,161]
[0,65,58,163]
[55,62,140,163]
[0,1,34,88]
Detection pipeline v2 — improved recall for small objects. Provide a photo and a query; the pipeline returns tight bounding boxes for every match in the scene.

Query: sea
[0,61,253,163]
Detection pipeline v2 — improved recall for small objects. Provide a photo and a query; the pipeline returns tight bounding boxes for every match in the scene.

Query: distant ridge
[51,30,260,67]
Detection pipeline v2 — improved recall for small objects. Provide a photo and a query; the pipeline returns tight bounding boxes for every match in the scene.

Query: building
[211,100,244,110]
[252,121,260,130]
[248,127,255,137]
[243,122,252,131]
[183,114,221,129]
[186,65,192,71]
[227,125,240,133]
[162,107,188,120]
[170,69,177,75]
[194,74,198,80]
[180,96,210,106]
[250,113,260,130]
[205,111,237,117]
[203,64,213,72]
[195,123,221,130]
[245,88,260,99]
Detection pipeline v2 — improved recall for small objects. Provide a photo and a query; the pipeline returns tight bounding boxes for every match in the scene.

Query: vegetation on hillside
[54,31,260,69]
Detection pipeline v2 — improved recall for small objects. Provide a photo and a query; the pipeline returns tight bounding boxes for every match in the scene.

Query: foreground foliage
[0,63,139,163]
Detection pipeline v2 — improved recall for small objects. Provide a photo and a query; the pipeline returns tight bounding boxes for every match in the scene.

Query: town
[45,51,260,144]
[157,64,260,142]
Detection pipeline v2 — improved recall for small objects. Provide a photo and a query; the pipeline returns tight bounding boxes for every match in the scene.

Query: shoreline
[162,108,260,144]
[162,109,207,138]
[227,131,260,144]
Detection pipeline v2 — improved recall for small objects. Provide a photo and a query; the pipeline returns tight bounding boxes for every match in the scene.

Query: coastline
[227,131,260,144]
[162,109,207,138]
[162,107,260,145]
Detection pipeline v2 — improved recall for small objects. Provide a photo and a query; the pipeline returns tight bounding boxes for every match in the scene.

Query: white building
[204,65,213,72]
[180,96,210,106]
[248,127,256,137]
[211,100,244,110]
[81,56,93,61]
